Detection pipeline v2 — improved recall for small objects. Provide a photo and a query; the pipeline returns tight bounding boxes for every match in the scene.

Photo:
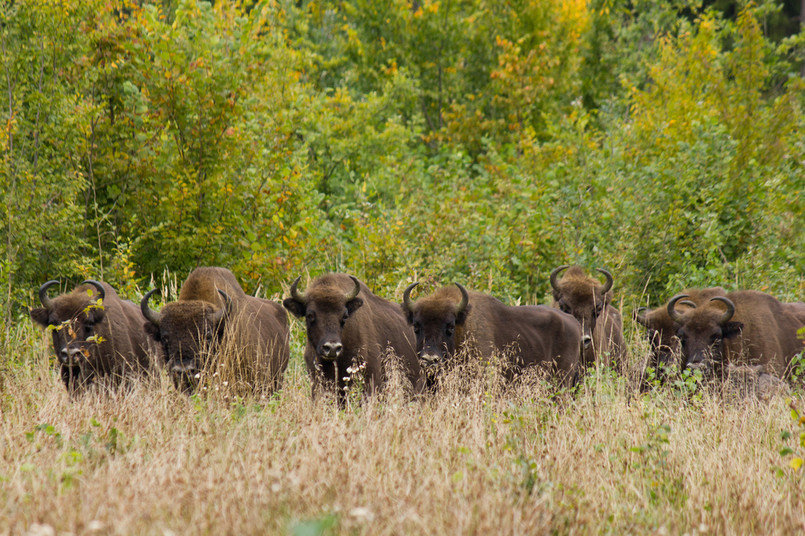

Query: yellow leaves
[791,458,803,471]
[382,59,398,76]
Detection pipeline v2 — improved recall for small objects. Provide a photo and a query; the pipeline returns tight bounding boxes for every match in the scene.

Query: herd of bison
[29,265,805,400]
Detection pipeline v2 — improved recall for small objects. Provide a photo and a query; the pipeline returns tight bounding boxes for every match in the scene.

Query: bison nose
[420,353,441,365]
[59,347,84,365]
[320,342,343,360]
[171,360,197,375]
[582,335,592,349]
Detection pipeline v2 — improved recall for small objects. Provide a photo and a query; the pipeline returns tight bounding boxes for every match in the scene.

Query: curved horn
[345,276,361,301]
[210,289,232,325]
[402,282,418,312]
[141,289,162,326]
[710,296,735,325]
[597,268,614,295]
[38,280,59,311]
[635,306,648,325]
[679,300,697,309]
[454,283,469,315]
[80,279,106,302]
[550,265,569,292]
[666,294,690,323]
[289,276,306,304]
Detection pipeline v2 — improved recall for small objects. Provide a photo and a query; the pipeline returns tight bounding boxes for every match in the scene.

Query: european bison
[549,265,625,369]
[30,280,152,391]
[141,267,289,393]
[666,290,805,378]
[401,283,581,387]
[636,287,727,377]
[283,273,424,402]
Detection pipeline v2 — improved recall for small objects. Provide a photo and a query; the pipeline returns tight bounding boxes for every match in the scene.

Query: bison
[141,267,289,393]
[665,290,805,378]
[549,265,625,369]
[401,283,581,387]
[283,273,424,402]
[30,280,152,391]
[636,287,727,379]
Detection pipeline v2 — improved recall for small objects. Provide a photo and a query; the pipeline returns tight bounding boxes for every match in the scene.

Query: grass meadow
[2,313,805,536]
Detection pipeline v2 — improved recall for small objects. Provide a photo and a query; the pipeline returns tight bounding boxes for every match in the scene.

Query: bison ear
[722,321,743,339]
[456,304,471,326]
[346,297,364,316]
[143,321,161,341]
[282,298,306,319]
[551,289,562,303]
[401,305,415,325]
[30,307,50,328]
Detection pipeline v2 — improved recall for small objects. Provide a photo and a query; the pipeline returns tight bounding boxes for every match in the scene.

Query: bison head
[141,288,232,390]
[401,283,470,378]
[283,275,363,362]
[550,265,613,357]
[30,280,107,388]
[667,294,743,376]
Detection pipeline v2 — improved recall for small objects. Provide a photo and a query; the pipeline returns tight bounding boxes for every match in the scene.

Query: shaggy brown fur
[550,265,625,370]
[667,290,805,378]
[402,284,581,387]
[143,267,289,393]
[636,287,728,380]
[30,281,152,391]
[283,273,424,403]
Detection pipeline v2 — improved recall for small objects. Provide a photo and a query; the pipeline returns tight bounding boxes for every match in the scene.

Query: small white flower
[194,373,201,379]
[349,507,374,521]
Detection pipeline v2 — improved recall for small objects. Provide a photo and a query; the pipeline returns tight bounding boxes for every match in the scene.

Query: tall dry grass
[1,321,804,536]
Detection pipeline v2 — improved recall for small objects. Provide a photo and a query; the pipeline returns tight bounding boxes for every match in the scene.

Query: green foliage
[773,399,805,476]
[1,0,803,322]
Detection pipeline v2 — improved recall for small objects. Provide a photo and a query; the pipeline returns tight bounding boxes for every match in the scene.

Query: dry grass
[2,324,805,536]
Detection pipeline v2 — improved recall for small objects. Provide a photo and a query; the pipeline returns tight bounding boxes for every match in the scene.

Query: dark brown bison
[549,265,625,369]
[141,267,289,392]
[665,290,805,378]
[401,283,581,387]
[283,273,424,402]
[30,280,152,391]
[636,287,728,377]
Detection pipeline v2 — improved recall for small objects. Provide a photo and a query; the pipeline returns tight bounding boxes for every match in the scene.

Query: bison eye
[340,312,348,327]
[445,324,454,337]
[710,334,721,345]
[306,312,316,325]
[413,323,421,335]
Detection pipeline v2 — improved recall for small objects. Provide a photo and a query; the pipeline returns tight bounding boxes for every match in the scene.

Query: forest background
[2,0,804,327]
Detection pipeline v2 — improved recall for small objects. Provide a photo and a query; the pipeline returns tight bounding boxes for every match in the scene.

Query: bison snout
[320,341,343,360]
[59,346,85,365]
[171,359,197,375]
[419,353,442,366]
[581,334,592,349]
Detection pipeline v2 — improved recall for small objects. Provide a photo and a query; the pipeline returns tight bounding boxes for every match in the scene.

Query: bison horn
[289,276,307,304]
[141,289,162,326]
[38,280,59,311]
[549,265,569,292]
[679,300,697,309]
[210,289,232,325]
[455,283,469,315]
[710,296,735,325]
[80,280,106,303]
[666,294,690,323]
[597,268,614,295]
[345,276,361,301]
[402,282,419,312]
